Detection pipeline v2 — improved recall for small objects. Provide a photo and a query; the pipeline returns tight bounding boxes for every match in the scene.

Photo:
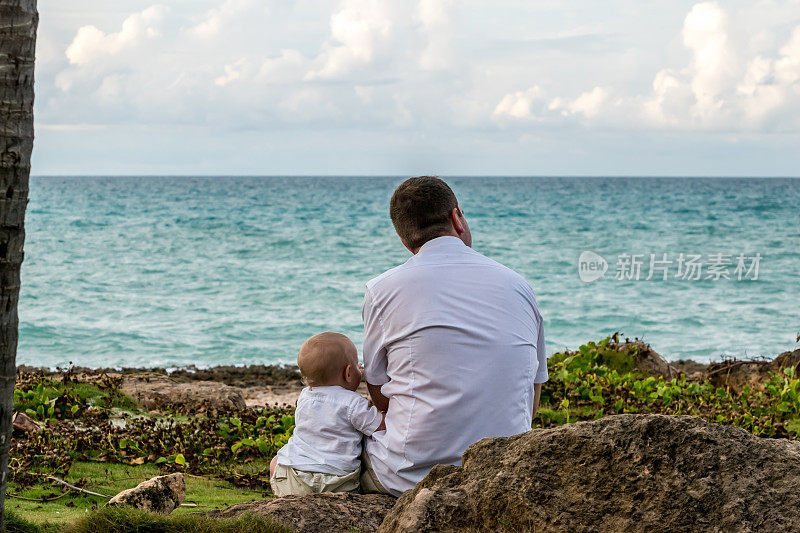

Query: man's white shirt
[362,236,548,496]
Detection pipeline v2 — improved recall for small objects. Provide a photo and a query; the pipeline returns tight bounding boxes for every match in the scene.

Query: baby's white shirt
[275,386,383,475]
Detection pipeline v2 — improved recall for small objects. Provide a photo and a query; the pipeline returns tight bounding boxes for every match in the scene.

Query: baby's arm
[350,396,385,436]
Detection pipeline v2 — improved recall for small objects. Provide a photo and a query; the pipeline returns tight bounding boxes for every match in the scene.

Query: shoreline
[18,342,800,411]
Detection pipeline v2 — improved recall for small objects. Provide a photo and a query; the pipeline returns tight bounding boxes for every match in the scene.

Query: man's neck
[411,233,461,255]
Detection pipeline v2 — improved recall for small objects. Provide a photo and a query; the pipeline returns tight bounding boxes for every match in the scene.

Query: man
[360,176,548,496]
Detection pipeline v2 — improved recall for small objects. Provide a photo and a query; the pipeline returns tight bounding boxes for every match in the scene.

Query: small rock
[209,492,397,532]
[108,473,186,514]
[619,341,681,379]
[770,347,800,375]
[12,411,40,433]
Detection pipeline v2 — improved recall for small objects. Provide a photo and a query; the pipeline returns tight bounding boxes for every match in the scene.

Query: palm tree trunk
[0,0,37,526]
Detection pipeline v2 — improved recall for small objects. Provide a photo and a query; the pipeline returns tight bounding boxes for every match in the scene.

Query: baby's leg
[269,456,278,477]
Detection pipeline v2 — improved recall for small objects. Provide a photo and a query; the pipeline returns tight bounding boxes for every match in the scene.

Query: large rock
[108,473,186,514]
[209,492,396,532]
[380,414,800,532]
[121,375,246,414]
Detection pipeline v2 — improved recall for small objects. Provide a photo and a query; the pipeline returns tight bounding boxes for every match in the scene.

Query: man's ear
[450,207,466,235]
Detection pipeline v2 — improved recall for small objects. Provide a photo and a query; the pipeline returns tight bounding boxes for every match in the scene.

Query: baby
[269,332,385,497]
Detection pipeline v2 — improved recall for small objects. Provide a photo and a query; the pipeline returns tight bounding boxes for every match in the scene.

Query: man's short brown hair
[390,176,459,250]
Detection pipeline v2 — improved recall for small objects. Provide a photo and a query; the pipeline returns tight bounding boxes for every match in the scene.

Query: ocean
[18,176,800,369]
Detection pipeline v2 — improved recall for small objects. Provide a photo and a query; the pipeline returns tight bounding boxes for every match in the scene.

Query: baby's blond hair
[298,332,356,386]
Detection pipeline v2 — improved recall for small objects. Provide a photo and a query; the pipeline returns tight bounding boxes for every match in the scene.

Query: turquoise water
[18,176,800,368]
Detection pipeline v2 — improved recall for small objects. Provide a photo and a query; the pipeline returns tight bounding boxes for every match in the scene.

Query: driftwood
[46,476,111,498]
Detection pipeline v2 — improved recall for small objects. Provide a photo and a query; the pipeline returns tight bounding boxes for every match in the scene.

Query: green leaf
[155,457,168,464]
[231,442,243,453]
[257,439,271,454]
[174,453,186,466]
[240,438,255,446]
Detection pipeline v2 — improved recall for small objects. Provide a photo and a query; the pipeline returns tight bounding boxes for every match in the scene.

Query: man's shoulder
[366,249,533,294]
[365,260,412,293]
[470,250,533,289]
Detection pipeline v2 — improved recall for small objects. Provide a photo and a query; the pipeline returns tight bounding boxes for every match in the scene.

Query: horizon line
[29,174,800,179]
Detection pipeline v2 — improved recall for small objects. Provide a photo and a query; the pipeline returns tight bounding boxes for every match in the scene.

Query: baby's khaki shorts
[269,463,360,497]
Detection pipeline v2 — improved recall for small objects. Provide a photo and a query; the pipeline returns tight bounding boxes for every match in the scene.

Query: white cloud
[305,0,396,80]
[496,2,800,131]
[493,86,547,119]
[191,0,258,38]
[550,86,611,118]
[494,85,612,121]
[682,2,738,120]
[775,26,800,84]
[65,5,166,66]
[641,2,800,130]
[416,0,455,71]
[39,0,800,172]
[257,50,308,84]
[642,2,739,126]
[215,58,246,86]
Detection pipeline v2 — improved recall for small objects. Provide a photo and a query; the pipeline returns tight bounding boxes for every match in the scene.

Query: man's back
[362,236,548,495]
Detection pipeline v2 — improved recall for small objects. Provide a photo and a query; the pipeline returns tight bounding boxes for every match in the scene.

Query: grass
[60,507,290,533]
[7,462,271,526]
[4,507,290,533]
[5,510,60,533]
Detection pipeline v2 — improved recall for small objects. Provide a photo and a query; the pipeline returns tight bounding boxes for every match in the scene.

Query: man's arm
[533,383,542,417]
[528,283,547,419]
[367,382,390,413]
[363,287,391,413]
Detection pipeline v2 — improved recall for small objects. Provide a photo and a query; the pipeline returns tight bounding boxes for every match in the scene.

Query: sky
[32,0,800,176]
